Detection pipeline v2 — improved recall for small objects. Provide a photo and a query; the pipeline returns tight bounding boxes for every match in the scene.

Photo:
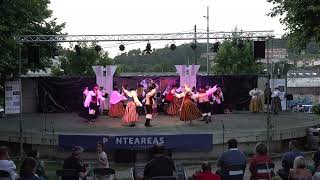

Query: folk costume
[108,89,126,118]
[249,88,264,113]
[122,87,142,127]
[271,88,282,114]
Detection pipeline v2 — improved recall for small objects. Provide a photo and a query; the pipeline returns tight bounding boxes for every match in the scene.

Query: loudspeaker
[254,41,265,59]
[114,149,136,163]
[286,94,293,100]
[28,45,40,64]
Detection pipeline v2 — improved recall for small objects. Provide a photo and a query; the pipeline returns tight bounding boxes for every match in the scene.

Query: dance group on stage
[249,83,282,114]
[80,80,225,127]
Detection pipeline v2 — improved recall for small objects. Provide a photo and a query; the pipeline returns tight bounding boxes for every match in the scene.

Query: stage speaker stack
[253,41,265,59]
[28,45,40,64]
[114,149,136,163]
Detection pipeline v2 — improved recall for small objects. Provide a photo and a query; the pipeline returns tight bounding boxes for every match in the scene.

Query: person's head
[96,142,105,153]
[254,142,268,155]
[20,157,37,177]
[0,146,9,160]
[227,139,238,149]
[201,162,212,172]
[171,85,177,90]
[71,146,84,159]
[148,83,156,91]
[93,84,99,92]
[113,86,118,91]
[28,149,40,159]
[289,140,298,151]
[152,143,165,156]
[293,156,307,169]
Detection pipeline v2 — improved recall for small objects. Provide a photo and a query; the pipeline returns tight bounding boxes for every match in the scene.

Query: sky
[48,0,285,57]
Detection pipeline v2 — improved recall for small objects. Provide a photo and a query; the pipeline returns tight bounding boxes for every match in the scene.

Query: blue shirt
[282,151,304,171]
[218,148,247,167]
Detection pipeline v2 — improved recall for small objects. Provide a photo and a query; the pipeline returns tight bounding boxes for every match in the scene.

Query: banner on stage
[5,81,21,114]
[59,134,213,152]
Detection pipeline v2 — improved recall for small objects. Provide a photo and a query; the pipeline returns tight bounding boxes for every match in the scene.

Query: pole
[206,6,210,75]
[266,38,271,152]
[194,25,197,65]
[18,44,24,159]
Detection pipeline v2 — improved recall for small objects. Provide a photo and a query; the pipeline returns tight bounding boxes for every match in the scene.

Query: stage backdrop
[35,75,257,112]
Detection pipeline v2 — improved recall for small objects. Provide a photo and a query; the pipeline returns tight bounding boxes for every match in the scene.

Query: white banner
[5,81,21,114]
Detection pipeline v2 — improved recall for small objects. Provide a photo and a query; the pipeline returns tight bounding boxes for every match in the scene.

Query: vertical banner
[175,65,200,88]
[270,79,286,110]
[5,81,21,114]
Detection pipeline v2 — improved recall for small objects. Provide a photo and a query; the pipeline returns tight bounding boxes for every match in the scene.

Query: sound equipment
[114,149,136,163]
[253,41,265,59]
[28,45,40,64]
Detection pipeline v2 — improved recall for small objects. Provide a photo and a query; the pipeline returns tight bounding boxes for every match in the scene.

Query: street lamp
[203,6,210,75]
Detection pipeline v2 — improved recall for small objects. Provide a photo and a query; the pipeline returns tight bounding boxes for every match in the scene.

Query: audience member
[217,138,246,169]
[18,157,40,180]
[95,142,109,180]
[143,144,175,180]
[62,146,89,180]
[313,143,320,171]
[193,162,220,180]
[249,142,273,180]
[288,156,312,180]
[278,140,304,180]
[28,150,47,180]
[0,146,18,180]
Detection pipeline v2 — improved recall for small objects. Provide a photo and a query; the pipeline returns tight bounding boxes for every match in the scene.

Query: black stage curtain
[38,76,96,112]
[37,75,257,113]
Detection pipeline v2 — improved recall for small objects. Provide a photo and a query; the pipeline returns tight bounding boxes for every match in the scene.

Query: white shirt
[271,90,280,98]
[97,151,109,168]
[0,160,18,180]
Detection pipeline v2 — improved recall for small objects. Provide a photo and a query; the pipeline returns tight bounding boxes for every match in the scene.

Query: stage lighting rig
[119,44,125,51]
[170,43,176,51]
[74,45,81,54]
[191,43,197,50]
[95,45,102,52]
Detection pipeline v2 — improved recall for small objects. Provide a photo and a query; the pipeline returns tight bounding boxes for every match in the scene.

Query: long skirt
[180,99,202,121]
[249,97,263,112]
[122,101,138,124]
[108,102,125,118]
[167,97,182,116]
[271,97,282,114]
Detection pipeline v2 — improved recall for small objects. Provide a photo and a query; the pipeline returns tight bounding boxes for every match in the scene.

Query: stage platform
[0,111,318,146]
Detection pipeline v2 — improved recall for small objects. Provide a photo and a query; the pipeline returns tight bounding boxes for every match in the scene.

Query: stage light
[191,43,197,50]
[95,45,102,52]
[146,42,151,52]
[211,42,220,52]
[170,44,176,51]
[237,39,244,49]
[74,45,81,55]
[119,44,125,51]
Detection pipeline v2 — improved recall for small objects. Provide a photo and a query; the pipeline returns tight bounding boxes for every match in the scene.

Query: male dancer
[196,85,217,123]
[84,84,106,122]
[144,83,157,127]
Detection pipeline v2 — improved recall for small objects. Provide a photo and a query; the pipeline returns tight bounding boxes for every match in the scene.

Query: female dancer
[144,83,157,127]
[108,87,126,118]
[249,87,264,113]
[122,86,142,127]
[178,85,202,124]
[166,85,182,116]
[84,84,106,122]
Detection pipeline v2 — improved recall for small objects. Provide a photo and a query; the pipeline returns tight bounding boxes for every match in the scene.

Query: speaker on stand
[253,41,266,60]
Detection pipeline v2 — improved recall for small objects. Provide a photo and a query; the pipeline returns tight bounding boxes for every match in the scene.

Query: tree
[213,40,262,75]
[267,0,320,50]
[51,44,112,76]
[0,0,65,105]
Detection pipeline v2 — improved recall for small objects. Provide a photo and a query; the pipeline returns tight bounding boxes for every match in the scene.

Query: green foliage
[51,44,112,76]
[267,0,320,51]
[0,0,65,106]
[213,40,262,75]
[313,104,320,115]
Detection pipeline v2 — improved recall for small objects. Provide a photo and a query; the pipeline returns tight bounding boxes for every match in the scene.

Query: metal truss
[17,30,274,43]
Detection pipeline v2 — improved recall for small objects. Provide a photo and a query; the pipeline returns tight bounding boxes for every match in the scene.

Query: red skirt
[122,101,138,124]
[108,102,125,117]
[167,97,182,116]
[180,99,202,121]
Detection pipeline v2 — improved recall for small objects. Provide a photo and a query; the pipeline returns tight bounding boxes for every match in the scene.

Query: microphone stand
[220,119,225,151]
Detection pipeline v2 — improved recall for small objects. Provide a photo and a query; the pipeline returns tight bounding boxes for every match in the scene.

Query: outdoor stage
[0,111,319,152]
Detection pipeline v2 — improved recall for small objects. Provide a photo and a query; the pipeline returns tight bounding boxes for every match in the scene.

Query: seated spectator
[288,156,312,180]
[193,162,220,180]
[28,150,47,180]
[217,138,246,171]
[62,146,89,180]
[313,143,320,171]
[95,142,109,180]
[18,157,40,180]
[278,140,304,180]
[249,142,273,180]
[143,144,175,180]
[0,146,18,180]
